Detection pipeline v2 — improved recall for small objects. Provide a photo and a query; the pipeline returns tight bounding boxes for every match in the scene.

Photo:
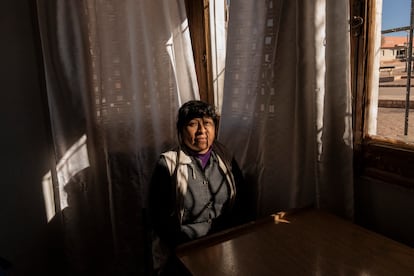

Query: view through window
[377,0,414,140]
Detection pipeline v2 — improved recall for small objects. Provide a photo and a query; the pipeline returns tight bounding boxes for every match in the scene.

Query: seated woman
[149,100,253,275]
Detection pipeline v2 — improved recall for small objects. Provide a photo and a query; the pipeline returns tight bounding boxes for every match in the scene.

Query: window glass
[375,0,414,141]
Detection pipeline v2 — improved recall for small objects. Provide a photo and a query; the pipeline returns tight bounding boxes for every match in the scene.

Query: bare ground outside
[377,60,414,140]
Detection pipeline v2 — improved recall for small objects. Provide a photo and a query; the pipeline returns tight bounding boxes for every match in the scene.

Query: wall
[0,1,63,275]
[380,48,396,62]
[355,177,414,247]
[354,142,414,248]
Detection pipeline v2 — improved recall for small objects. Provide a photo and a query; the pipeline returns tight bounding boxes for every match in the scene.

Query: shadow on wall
[355,177,414,247]
[58,167,113,275]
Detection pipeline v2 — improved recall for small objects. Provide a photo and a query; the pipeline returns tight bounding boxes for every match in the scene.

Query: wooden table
[176,209,414,275]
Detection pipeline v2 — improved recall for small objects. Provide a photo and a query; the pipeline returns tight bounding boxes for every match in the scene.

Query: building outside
[380,36,408,63]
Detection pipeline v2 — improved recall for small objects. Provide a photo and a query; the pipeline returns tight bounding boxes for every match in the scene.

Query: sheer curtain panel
[220,0,354,218]
[36,0,199,274]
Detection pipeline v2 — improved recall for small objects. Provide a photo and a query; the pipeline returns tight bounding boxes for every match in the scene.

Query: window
[365,0,414,142]
[185,0,229,112]
[352,0,414,186]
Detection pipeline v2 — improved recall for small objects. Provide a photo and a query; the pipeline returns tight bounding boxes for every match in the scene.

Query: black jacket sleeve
[148,157,181,248]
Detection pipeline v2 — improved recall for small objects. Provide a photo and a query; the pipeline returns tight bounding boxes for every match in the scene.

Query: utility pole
[404,0,414,135]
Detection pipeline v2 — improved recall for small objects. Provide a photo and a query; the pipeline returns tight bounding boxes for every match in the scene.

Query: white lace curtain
[36,0,353,274]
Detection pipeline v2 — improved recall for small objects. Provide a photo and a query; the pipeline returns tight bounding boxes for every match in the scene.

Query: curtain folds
[219,0,353,218]
[36,0,199,274]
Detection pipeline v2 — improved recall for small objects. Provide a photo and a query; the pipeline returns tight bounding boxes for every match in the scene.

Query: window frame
[185,0,215,106]
[351,0,414,187]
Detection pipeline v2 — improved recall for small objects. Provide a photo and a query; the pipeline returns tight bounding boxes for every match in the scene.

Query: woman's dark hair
[177,100,218,137]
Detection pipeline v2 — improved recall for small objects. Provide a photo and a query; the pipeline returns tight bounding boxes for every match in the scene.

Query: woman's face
[182,117,215,154]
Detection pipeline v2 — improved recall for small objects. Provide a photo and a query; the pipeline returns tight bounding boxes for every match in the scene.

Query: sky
[382,0,411,36]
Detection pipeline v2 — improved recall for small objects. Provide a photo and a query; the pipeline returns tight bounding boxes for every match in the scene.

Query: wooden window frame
[351,0,414,187]
[185,0,215,106]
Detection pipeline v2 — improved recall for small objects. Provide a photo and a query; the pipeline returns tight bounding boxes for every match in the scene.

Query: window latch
[351,16,364,37]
